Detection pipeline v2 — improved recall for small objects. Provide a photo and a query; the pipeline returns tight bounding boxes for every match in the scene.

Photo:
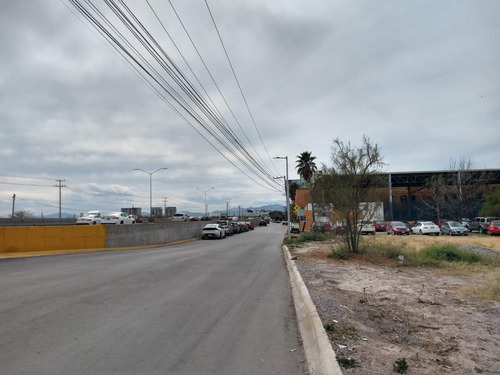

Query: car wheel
[419,230,423,235]
[479,227,484,234]
[448,231,452,236]
[372,231,375,235]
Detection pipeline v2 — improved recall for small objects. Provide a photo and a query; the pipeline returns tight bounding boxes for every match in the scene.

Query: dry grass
[368,232,500,252]
[458,268,500,301]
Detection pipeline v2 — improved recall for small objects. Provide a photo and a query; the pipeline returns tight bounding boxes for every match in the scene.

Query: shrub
[393,357,409,373]
[417,244,487,265]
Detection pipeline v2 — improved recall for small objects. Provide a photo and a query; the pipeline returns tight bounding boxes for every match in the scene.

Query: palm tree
[296,151,318,184]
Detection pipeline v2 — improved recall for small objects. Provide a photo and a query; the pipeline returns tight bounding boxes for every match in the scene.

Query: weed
[393,357,409,373]
[417,244,489,265]
[337,356,359,368]
[328,247,350,260]
[323,321,336,332]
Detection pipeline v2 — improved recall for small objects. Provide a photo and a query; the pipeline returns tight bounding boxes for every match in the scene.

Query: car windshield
[422,222,434,226]
[392,222,405,226]
[449,222,461,227]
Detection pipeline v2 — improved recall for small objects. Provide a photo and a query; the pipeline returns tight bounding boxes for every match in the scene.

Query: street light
[274,156,290,239]
[134,167,168,220]
[197,187,214,218]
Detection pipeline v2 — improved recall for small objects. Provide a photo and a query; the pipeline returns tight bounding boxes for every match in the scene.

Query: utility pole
[55,180,66,221]
[274,156,290,239]
[12,194,16,218]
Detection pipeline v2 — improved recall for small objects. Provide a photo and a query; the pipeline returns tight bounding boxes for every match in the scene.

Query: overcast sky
[1,0,499,218]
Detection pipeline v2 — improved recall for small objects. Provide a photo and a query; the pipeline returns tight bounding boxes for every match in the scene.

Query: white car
[358,220,376,235]
[102,212,135,225]
[411,221,440,235]
[201,224,226,239]
[76,211,103,225]
[172,213,190,221]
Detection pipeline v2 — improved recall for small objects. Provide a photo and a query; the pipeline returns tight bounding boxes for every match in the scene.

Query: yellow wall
[0,225,106,253]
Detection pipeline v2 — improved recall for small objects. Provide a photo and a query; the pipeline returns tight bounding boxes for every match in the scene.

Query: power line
[65,0,282,192]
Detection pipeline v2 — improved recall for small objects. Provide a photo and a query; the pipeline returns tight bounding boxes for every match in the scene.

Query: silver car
[440,221,468,236]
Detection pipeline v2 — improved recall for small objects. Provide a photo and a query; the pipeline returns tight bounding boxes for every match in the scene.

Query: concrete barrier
[0,225,106,253]
[0,222,208,255]
[104,221,207,248]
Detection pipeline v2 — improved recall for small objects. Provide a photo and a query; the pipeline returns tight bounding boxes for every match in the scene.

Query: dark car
[229,222,241,233]
[258,219,267,226]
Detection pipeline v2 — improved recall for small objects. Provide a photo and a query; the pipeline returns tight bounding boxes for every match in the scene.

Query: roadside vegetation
[285,231,500,301]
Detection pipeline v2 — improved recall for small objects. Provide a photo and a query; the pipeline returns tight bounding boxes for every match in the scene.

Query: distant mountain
[180,204,285,218]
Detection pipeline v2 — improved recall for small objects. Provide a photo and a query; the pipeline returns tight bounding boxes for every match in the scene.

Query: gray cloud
[1,0,499,217]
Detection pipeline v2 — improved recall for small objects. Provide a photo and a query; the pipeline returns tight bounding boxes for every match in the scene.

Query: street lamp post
[197,187,214,218]
[274,156,290,239]
[134,167,168,220]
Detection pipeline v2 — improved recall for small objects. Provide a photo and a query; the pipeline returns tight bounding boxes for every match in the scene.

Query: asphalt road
[0,224,305,375]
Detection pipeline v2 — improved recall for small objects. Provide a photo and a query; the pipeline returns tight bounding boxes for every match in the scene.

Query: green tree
[289,182,299,201]
[314,136,385,253]
[479,189,500,217]
[296,151,317,185]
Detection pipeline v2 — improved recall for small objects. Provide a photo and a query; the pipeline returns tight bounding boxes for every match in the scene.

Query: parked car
[312,222,332,233]
[440,221,468,236]
[487,220,500,236]
[461,218,471,229]
[245,221,255,230]
[386,221,410,235]
[216,220,233,236]
[102,211,135,224]
[332,221,346,234]
[290,225,300,234]
[373,221,387,232]
[411,221,440,235]
[76,211,103,225]
[432,219,448,228]
[172,213,190,221]
[189,216,200,221]
[229,222,241,234]
[469,217,499,234]
[201,224,226,239]
[237,222,249,232]
[358,220,375,235]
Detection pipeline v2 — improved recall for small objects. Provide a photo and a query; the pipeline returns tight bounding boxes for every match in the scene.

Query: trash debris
[338,344,347,349]
[290,348,297,352]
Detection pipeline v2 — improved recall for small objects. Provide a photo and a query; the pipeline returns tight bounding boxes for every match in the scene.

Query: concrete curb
[283,245,343,375]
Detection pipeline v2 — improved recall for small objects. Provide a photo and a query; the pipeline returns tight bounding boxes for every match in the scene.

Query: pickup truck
[469,217,498,234]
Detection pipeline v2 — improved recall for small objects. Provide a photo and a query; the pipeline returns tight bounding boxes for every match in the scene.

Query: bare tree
[419,174,448,220]
[313,136,385,253]
[419,157,494,220]
[445,157,493,219]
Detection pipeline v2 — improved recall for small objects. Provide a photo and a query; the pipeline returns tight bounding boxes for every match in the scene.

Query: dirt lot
[290,233,500,375]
